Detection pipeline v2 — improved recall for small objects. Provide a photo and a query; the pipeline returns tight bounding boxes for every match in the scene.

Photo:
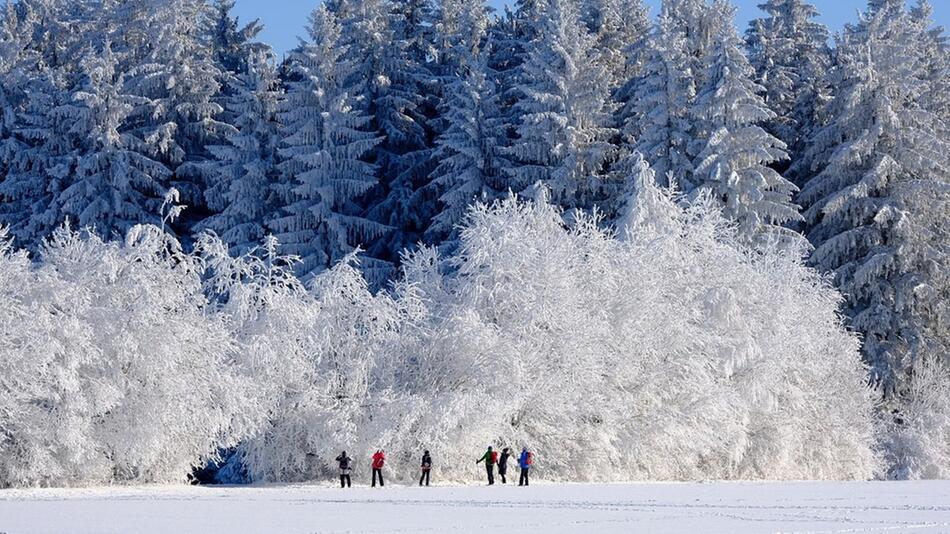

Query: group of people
[333,447,534,488]
[476,446,533,486]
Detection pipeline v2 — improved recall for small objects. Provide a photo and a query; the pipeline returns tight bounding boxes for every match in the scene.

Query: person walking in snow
[419,450,432,486]
[518,447,533,486]
[371,449,386,487]
[336,451,352,488]
[498,447,513,484]
[476,446,498,485]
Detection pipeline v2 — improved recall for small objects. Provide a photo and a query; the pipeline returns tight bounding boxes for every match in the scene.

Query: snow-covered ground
[1,481,949,534]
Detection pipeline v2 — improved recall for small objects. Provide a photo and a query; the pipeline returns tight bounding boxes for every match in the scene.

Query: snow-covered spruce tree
[615,152,681,238]
[269,5,384,277]
[487,1,543,91]
[54,44,172,239]
[690,5,804,248]
[483,1,543,200]
[0,0,25,139]
[119,0,228,236]
[426,3,508,243]
[398,0,439,116]
[746,0,831,178]
[198,49,280,256]
[798,0,950,396]
[614,0,725,197]
[331,0,435,275]
[585,0,650,207]
[484,4,521,91]
[504,0,617,213]
[390,0,440,157]
[620,13,696,189]
[662,0,725,91]
[205,0,266,77]
[907,1,950,151]
[0,0,95,248]
[0,223,260,487]
[0,1,47,246]
[433,0,489,76]
[580,0,650,92]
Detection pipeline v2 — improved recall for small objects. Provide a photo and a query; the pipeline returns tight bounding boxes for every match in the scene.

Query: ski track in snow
[1,481,949,534]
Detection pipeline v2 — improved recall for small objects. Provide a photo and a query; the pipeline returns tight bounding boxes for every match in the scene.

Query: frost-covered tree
[0,184,884,487]
[0,227,92,487]
[798,0,950,395]
[0,224,260,487]
[389,190,877,482]
[269,5,384,277]
[746,0,831,176]
[505,0,617,213]
[886,358,950,479]
[690,6,803,247]
[194,234,313,482]
[234,255,408,483]
[199,50,280,255]
[207,186,881,484]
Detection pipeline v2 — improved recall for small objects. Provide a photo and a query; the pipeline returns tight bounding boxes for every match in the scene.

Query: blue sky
[233,0,949,58]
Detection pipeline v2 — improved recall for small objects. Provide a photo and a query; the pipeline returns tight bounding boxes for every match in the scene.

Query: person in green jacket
[475,446,497,485]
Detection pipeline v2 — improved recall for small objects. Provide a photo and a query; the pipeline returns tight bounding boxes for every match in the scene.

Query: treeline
[0,180,887,487]
[0,0,948,475]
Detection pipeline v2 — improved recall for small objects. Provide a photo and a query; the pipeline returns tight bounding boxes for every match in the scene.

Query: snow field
[2,481,950,534]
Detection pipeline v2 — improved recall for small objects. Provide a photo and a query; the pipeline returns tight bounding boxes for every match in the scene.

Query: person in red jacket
[371,450,386,487]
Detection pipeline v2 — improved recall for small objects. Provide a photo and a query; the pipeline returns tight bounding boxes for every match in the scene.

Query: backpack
[526,452,534,466]
[491,451,499,464]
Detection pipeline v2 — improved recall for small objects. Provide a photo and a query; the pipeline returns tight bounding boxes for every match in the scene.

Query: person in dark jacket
[336,451,352,488]
[518,447,532,486]
[475,446,497,485]
[372,449,386,487]
[498,448,513,484]
[419,450,432,486]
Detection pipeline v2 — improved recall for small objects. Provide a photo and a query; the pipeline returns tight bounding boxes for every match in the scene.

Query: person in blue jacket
[518,447,533,486]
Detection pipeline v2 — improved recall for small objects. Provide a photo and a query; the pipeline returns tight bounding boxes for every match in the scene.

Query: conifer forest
[0,0,948,487]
